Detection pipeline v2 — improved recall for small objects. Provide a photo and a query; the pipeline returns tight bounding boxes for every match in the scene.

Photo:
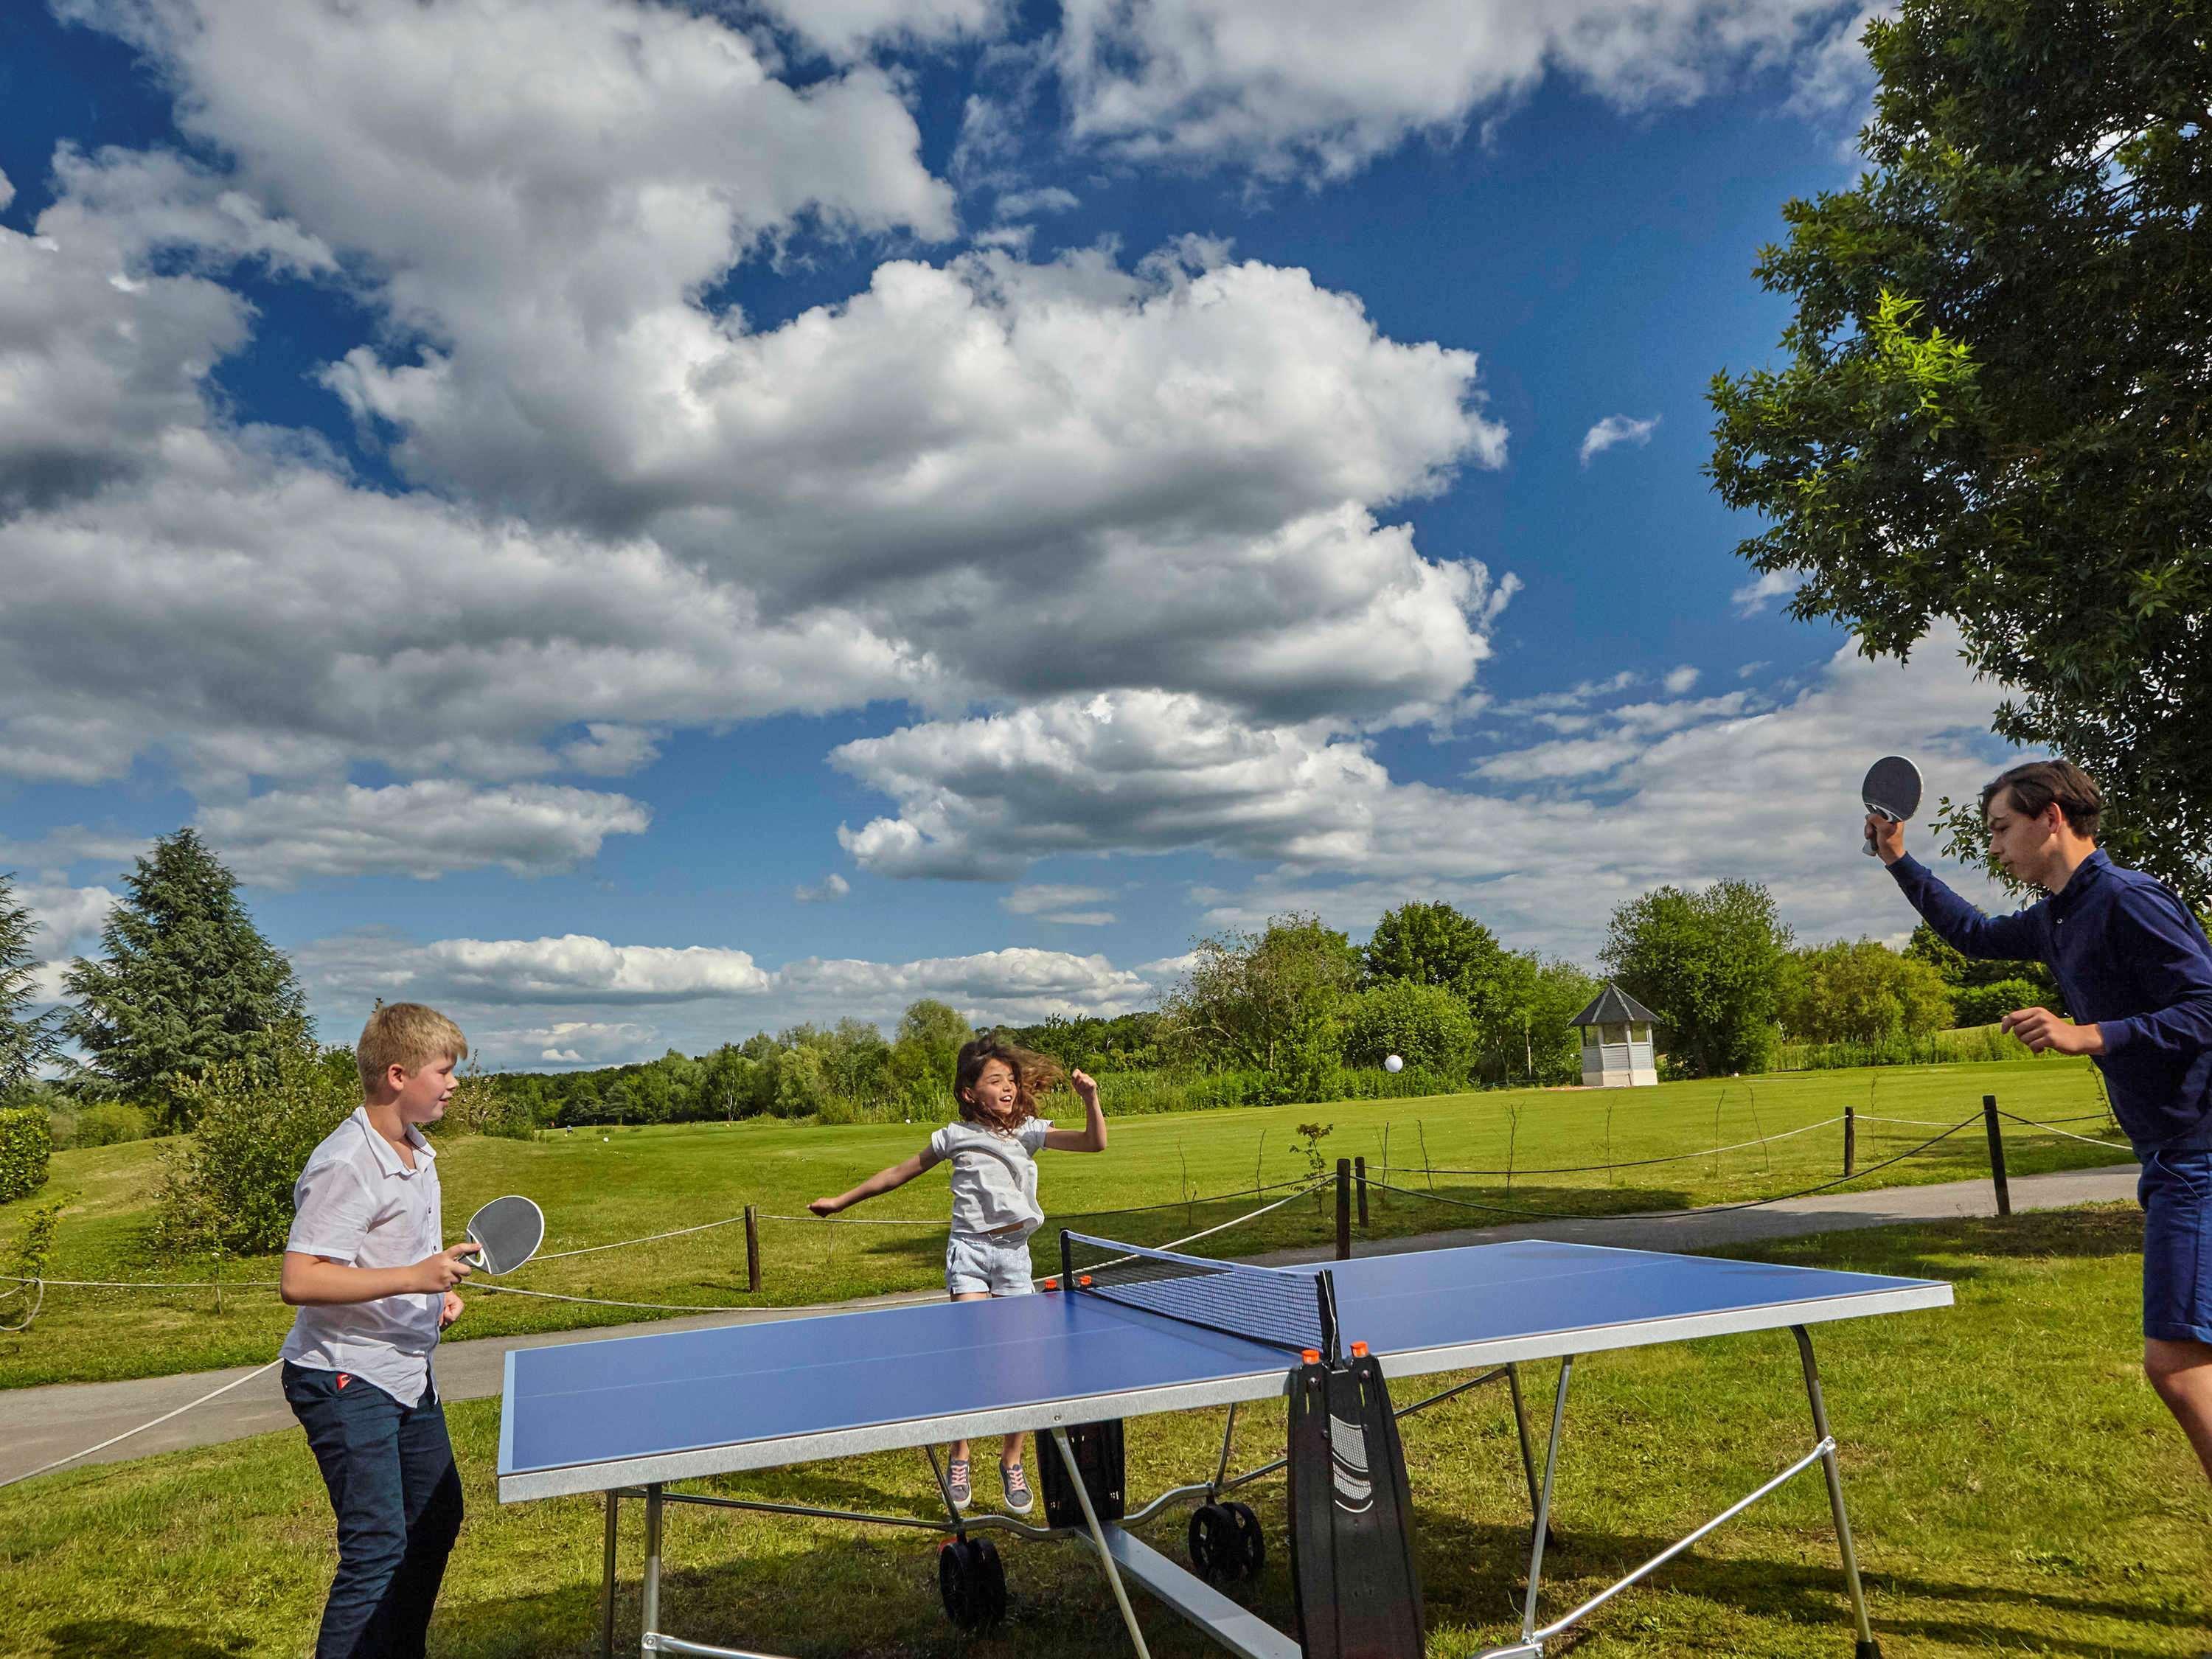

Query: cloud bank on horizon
[3,0,2002,1067]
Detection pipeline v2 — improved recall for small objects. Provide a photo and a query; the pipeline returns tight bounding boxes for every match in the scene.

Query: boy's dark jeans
[283,1360,464,1659]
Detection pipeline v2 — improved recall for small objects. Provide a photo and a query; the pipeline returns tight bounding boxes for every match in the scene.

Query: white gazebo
[1570,984,1660,1088]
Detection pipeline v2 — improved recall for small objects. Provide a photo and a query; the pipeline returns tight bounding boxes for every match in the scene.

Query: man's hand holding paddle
[1860,755,1921,863]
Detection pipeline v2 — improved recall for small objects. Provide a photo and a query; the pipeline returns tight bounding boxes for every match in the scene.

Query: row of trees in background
[0,827,2075,1167]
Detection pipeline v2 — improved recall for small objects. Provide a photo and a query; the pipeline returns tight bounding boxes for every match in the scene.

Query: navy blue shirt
[1888,850,2212,1150]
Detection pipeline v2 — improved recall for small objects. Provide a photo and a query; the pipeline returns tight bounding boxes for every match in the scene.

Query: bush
[150,1030,353,1260]
[1952,978,2048,1029]
[0,1106,51,1203]
[429,1067,539,1141]
[70,1102,153,1147]
[1341,981,1479,1078]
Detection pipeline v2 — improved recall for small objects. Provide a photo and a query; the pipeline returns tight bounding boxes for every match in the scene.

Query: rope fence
[1371,1113,1846,1179]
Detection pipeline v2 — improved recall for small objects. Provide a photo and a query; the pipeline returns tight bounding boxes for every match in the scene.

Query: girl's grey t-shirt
[924,1117,1053,1238]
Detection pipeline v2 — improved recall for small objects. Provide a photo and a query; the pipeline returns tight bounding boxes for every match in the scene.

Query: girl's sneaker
[1000,1461,1034,1515]
[945,1458,972,1510]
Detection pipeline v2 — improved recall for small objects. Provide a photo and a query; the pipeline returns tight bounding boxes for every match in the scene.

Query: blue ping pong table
[499,1236,1950,1658]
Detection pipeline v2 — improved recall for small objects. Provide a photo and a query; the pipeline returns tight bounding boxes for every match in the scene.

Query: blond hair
[355,1001,469,1091]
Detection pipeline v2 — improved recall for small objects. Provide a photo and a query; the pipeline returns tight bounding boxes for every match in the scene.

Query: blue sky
[1,0,2014,1068]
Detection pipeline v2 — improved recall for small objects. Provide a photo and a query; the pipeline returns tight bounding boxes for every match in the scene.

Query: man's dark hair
[1980,759,2103,839]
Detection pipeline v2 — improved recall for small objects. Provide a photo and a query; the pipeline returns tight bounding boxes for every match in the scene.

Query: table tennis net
[1058,1230,1338,1362]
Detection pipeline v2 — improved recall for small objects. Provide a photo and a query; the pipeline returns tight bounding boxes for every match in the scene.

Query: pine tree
[62,830,307,1127]
[0,872,60,1102]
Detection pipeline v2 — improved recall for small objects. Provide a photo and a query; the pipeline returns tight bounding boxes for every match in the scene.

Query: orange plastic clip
[1042,1277,1060,1290]
[1300,1349,1321,1364]
[1079,1274,1093,1287]
[1350,1341,1369,1358]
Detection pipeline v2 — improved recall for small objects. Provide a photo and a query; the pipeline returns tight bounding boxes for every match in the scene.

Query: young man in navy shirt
[1871,759,2212,1487]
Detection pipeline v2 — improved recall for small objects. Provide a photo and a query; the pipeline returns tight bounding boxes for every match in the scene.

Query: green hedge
[0,1107,52,1203]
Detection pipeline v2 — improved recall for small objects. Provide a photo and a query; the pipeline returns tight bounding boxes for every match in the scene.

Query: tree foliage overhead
[1601,880,1793,1077]
[1707,0,2211,905]
[0,872,60,1103]
[60,829,307,1127]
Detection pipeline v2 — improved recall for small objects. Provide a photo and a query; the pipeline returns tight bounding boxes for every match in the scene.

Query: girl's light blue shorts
[946,1231,1036,1298]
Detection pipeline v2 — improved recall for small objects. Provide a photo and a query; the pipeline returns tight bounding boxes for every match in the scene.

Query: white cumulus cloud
[1002,883,1117,925]
[1058,0,1879,180]
[197,782,653,886]
[1579,413,1661,465]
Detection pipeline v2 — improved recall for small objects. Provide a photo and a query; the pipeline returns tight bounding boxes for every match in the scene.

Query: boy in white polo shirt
[279,1003,482,1659]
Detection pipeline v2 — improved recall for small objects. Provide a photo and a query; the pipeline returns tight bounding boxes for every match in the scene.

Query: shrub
[70,1102,153,1147]
[0,1106,51,1203]
[429,1067,538,1141]
[150,1029,353,1260]
[1952,978,2048,1029]
[1341,981,1479,1077]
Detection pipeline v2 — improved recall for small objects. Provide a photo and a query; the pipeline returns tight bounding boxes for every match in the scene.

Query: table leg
[1210,1402,1241,1497]
[642,1484,664,1658]
[1520,1355,1574,1648]
[601,1490,619,1659]
[1505,1363,1548,1548]
[1048,1427,1152,1659]
[1792,1326,1879,1658]
[922,1444,964,1534]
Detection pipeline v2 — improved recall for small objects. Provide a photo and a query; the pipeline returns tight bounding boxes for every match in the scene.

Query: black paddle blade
[1287,1354,1425,1659]
[1860,754,1922,856]
[465,1195,545,1275]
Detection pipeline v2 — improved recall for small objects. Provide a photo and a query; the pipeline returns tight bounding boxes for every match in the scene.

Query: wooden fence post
[1982,1096,2011,1217]
[1843,1106,1856,1178]
[744,1203,761,1292]
[1354,1156,1369,1228]
[1335,1160,1352,1261]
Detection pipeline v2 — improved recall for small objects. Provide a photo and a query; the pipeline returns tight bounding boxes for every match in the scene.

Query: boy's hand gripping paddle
[1860,755,1923,857]
[463,1195,546,1274]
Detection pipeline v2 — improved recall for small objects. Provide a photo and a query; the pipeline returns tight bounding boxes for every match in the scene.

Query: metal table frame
[587,1329,1881,1659]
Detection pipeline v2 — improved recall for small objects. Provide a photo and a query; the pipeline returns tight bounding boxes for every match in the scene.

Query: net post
[1316,1270,1341,1366]
[1060,1228,1075,1290]
[1843,1107,1855,1178]
[1354,1156,1369,1227]
[1335,1159,1352,1260]
[1983,1095,2011,1217]
[744,1204,760,1293]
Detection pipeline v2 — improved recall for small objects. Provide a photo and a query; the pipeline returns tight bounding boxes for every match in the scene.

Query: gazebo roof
[1569,982,1660,1028]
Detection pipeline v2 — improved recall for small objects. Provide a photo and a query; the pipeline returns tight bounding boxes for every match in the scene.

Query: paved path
[1,1161,2140,1486]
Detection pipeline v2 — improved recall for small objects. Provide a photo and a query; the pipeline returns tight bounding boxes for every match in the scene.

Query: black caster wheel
[972,1535,1006,1624]
[938,1536,1006,1629]
[1222,1500,1264,1579]
[1188,1502,1236,1582]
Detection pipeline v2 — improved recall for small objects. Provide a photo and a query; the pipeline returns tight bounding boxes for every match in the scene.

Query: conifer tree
[0,872,60,1102]
[62,830,307,1127]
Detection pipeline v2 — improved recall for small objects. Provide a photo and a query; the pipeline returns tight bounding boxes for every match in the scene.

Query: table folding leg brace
[1474,1327,1882,1659]
[594,1363,1549,1659]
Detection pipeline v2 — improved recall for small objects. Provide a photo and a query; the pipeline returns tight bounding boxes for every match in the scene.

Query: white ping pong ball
[1384,1054,1405,1073]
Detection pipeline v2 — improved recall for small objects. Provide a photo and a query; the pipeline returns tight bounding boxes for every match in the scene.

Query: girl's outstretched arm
[1043,1069,1107,1152]
[810,1150,933,1216]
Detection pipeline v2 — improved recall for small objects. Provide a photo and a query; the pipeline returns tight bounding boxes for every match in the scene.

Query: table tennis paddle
[1860,755,1922,857]
[464,1195,546,1275]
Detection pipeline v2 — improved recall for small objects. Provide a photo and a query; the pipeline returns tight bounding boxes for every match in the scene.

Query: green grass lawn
[0,1206,2203,1658]
[1,1057,2128,1390]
